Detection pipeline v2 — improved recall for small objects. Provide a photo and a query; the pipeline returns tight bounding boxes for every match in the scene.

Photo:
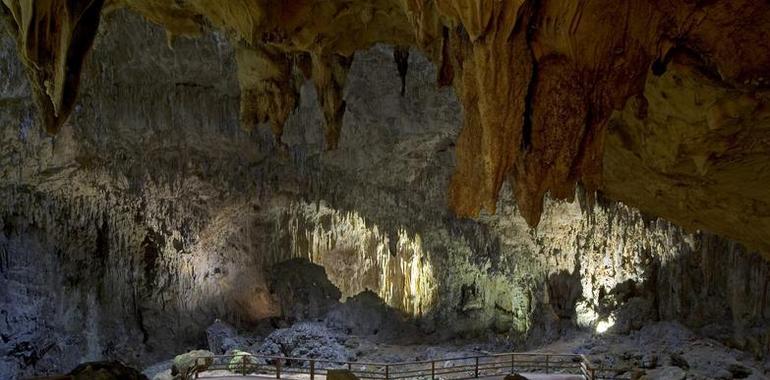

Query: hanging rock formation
[0,0,104,133]
[1,0,769,252]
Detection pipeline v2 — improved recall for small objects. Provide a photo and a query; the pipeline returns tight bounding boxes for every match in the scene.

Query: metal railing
[189,351,600,379]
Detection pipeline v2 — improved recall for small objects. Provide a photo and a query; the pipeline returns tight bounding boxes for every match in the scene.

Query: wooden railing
[189,351,600,379]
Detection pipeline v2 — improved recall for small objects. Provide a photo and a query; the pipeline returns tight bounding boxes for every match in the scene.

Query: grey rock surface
[255,322,351,366]
[206,320,252,355]
[324,290,419,342]
[267,259,342,322]
[172,349,213,378]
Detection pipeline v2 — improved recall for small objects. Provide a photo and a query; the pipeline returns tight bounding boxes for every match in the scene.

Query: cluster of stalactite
[279,201,436,317]
[2,0,769,252]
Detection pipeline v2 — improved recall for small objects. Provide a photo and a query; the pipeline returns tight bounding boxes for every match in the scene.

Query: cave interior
[0,1,770,379]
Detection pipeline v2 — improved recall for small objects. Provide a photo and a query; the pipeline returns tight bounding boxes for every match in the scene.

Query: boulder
[227,350,262,374]
[172,350,213,378]
[256,322,351,367]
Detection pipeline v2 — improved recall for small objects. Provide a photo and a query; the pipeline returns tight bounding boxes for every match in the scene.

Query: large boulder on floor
[226,350,263,374]
[256,322,351,366]
[171,350,213,378]
[68,361,148,380]
[503,374,529,380]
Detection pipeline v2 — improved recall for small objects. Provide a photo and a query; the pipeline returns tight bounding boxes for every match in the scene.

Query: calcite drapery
[0,0,104,133]
[2,0,769,252]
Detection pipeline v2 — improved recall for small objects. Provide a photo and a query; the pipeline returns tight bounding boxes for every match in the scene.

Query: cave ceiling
[1,0,769,253]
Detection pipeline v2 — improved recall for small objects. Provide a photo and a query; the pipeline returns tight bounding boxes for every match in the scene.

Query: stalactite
[3,0,770,251]
[279,201,436,317]
[311,53,354,150]
[0,0,105,133]
[235,44,300,145]
[393,46,410,96]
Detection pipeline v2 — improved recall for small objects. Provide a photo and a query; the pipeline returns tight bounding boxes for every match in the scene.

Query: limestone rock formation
[226,350,260,374]
[171,350,212,378]
[1,8,769,379]
[256,322,352,366]
[206,320,251,355]
[0,0,104,133]
[0,0,768,252]
[267,258,342,322]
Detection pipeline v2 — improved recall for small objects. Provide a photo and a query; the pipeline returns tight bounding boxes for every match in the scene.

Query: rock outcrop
[0,0,768,252]
[171,350,212,379]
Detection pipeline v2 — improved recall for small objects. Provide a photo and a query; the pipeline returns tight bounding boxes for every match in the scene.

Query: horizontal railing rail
[188,350,604,380]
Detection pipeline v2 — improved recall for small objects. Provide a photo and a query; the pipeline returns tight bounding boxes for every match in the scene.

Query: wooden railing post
[511,354,515,373]
[385,364,389,380]
[475,356,479,378]
[276,359,281,379]
[242,355,247,376]
[431,361,435,380]
[348,362,352,371]
[310,360,315,380]
[545,355,549,374]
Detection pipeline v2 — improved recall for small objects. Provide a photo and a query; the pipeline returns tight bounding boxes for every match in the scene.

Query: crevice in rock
[393,46,409,96]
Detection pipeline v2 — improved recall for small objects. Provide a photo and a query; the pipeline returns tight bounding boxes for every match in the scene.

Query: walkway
[197,371,583,380]
[190,351,596,380]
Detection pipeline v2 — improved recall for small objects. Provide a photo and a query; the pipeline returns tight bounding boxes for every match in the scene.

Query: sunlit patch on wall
[276,201,436,317]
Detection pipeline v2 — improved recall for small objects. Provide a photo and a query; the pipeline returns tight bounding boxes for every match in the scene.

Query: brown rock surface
[1,0,769,251]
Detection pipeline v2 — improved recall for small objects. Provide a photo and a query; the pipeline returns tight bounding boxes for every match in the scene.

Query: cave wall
[0,10,769,378]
